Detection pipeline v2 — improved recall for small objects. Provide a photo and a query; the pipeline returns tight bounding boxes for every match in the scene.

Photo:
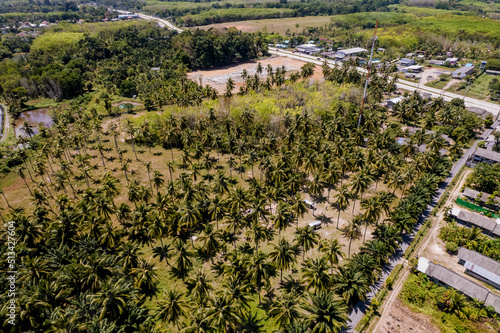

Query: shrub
[445,241,458,254]
[477,141,486,148]
[385,276,393,289]
[484,115,494,128]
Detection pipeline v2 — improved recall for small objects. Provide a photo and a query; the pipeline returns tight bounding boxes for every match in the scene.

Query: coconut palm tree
[301,257,331,293]
[270,238,298,283]
[205,295,240,333]
[293,226,320,261]
[89,280,131,320]
[361,197,381,241]
[318,239,344,274]
[332,266,369,308]
[245,251,274,303]
[341,217,362,257]
[269,293,303,329]
[156,289,188,330]
[303,291,349,333]
[185,269,213,305]
[333,185,351,229]
[152,170,164,196]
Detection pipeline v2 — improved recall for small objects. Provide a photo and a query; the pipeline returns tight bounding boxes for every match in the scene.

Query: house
[486,70,500,76]
[320,51,336,58]
[466,107,492,120]
[335,47,367,59]
[457,247,500,289]
[466,148,500,167]
[385,96,406,108]
[296,44,321,55]
[462,188,500,210]
[417,257,500,313]
[449,207,500,237]
[39,21,49,27]
[452,66,475,79]
[275,43,288,49]
[402,65,424,73]
[150,67,160,71]
[405,126,454,145]
[429,60,445,66]
[399,58,416,67]
[445,57,458,65]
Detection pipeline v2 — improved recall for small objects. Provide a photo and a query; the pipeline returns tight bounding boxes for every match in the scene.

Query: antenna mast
[357,19,379,129]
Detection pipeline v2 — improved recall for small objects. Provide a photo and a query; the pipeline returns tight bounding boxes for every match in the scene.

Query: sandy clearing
[187,56,323,94]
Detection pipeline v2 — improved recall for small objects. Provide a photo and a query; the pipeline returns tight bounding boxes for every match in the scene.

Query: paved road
[114,10,183,32]
[345,120,500,332]
[269,48,500,116]
[110,12,500,116]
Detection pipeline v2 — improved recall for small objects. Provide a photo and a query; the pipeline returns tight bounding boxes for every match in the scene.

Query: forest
[0,22,267,115]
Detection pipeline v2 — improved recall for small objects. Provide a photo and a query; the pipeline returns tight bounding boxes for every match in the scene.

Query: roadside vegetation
[400,273,499,333]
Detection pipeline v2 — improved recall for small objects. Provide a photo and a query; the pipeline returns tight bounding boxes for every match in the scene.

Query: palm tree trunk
[46,156,54,173]
[352,198,357,215]
[21,177,33,196]
[337,210,341,229]
[24,161,35,182]
[1,191,12,209]
[348,239,352,257]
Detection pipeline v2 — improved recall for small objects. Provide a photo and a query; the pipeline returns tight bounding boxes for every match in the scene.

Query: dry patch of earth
[187,56,322,94]
[376,299,439,333]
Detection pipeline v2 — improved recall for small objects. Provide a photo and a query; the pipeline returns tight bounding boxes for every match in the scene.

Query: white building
[296,44,321,55]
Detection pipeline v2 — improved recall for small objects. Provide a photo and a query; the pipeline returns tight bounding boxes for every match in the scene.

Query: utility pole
[462,78,471,101]
[357,19,379,129]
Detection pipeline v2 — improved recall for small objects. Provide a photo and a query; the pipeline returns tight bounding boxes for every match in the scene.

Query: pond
[14,108,53,137]
[118,103,136,109]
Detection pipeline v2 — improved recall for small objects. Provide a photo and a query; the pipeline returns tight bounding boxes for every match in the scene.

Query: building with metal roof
[462,188,500,210]
[335,47,367,59]
[466,148,500,167]
[458,247,500,289]
[450,207,500,237]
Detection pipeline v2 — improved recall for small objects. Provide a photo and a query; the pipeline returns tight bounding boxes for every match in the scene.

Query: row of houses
[450,207,500,237]
[417,255,500,313]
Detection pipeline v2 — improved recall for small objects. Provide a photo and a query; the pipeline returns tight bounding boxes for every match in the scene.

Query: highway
[111,11,500,115]
[269,47,500,116]
[114,10,184,32]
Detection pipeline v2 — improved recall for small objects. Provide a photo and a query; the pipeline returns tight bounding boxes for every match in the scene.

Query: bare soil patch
[187,56,322,94]
[376,298,439,333]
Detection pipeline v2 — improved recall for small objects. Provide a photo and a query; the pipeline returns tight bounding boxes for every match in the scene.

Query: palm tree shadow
[315,213,333,225]
[310,194,327,204]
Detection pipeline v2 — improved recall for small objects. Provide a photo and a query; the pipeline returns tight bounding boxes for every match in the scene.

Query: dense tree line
[146,0,398,26]
[0,24,267,114]
[0,0,142,15]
